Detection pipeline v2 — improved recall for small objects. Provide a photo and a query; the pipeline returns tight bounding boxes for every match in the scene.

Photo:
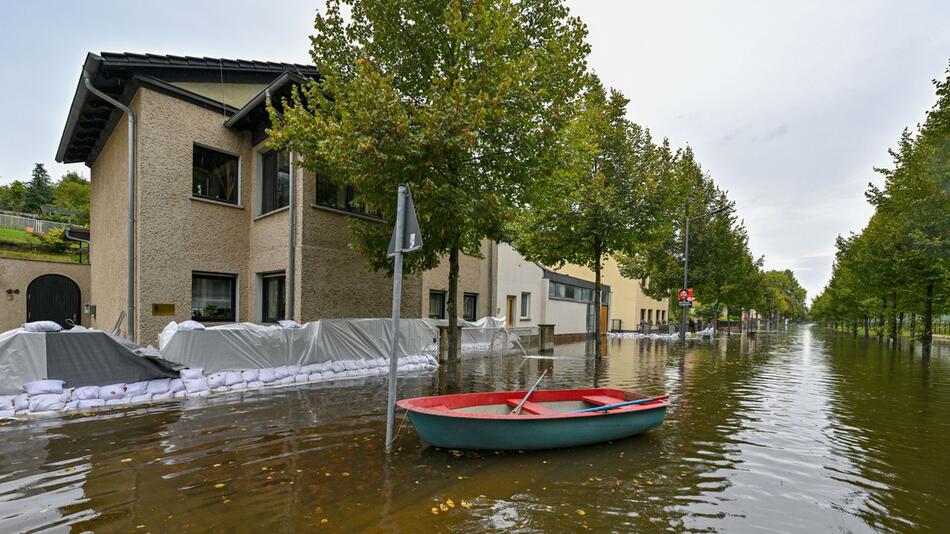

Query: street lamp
[679,204,731,343]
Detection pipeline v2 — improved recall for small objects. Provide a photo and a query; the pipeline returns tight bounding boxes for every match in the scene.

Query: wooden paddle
[572,394,669,414]
[510,369,548,415]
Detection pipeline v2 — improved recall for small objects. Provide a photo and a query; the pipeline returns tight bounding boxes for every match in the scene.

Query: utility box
[538,323,555,353]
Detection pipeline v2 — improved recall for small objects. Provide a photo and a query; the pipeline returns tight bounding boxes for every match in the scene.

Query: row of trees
[0,163,90,225]
[269,0,805,354]
[811,65,950,345]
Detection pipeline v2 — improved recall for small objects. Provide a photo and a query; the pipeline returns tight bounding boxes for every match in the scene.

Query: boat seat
[580,395,626,407]
[505,398,556,415]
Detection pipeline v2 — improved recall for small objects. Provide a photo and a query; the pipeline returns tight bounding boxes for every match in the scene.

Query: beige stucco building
[0,257,91,331]
[57,53,424,345]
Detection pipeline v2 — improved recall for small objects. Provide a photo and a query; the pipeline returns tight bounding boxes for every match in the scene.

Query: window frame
[192,271,238,323]
[428,290,447,320]
[463,292,478,322]
[520,292,531,319]
[260,271,286,324]
[192,143,241,206]
[315,172,375,216]
[258,149,291,216]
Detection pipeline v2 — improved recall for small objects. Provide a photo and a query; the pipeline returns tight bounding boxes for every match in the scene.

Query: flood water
[1,326,948,533]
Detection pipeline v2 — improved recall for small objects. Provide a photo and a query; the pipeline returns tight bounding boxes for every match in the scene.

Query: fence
[0,211,82,234]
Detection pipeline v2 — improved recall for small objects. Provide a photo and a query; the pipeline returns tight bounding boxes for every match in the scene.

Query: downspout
[287,151,296,321]
[83,74,136,342]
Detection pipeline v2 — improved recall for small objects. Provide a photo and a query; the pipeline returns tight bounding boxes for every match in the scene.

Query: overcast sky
[1,1,948,301]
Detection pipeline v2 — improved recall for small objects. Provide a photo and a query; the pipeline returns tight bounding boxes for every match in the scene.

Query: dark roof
[224,72,309,145]
[57,52,318,165]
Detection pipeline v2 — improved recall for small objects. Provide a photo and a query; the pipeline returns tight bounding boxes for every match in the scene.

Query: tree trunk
[888,291,898,342]
[922,281,934,345]
[447,246,460,362]
[910,313,916,337]
[852,318,858,337]
[739,307,744,334]
[863,315,869,337]
[593,238,603,358]
[878,295,886,339]
[898,311,905,338]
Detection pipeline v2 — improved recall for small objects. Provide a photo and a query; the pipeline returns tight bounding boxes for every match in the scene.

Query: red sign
[678,289,689,302]
[687,288,694,302]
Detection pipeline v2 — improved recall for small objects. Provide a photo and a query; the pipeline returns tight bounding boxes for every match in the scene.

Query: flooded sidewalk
[1,328,948,532]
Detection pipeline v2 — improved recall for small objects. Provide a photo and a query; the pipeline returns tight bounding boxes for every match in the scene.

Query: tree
[24,163,53,214]
[0,180,28,212]
[515,81,673,354]
[268,0,591,357]
[52,171,91,224]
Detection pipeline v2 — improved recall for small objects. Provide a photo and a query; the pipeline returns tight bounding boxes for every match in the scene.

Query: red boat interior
[397,388,669,419]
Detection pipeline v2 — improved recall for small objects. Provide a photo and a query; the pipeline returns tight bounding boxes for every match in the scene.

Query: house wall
[421,240,492,320]
[0,258,91,331]
[556,257,669,332]
[493,243,546,329]
[545,297,590,335]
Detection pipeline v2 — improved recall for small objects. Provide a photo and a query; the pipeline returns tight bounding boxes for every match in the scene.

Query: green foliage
[0,180,28,212]
[813,63,950,342]
[37,227,69,254]
[51,171,90,224]
[269,0,591,350]
[24,163,53,214]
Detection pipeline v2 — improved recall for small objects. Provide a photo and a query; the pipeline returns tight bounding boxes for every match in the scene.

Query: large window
[260,150,290,214]
[315,173,371,215]
[463,293,478,322]
[261,273,285,323]
[520,292,531,319]
[192,272,237,322]
[193,145,239,204]
[429,290,446,320]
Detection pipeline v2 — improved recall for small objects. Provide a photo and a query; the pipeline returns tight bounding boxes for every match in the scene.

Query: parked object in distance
[397,388,668,450]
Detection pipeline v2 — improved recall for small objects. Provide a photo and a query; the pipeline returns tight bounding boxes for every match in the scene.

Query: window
[261,273,285,323]
[193,145,239,204]
[316,173,371,214]
[192,272,237,322]
[429,291,446,320]
[260,150,290,214]
[463,293,478,321]
[520,292,531,318]
[548,281,598,303]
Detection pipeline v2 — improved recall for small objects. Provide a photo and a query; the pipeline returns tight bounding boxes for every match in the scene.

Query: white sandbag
[308,374,323,382]
[29,393,69,412]
[173,390,187,399]
[0,396,14,410]
[152,391,174,402]
[278,319,302,328]
[212,386,229,393]
[343,360,358,371]
[277,376,295,385]
[177,320,206,330]
[146,379,171,395]
[105,398,130,406]
[344,370,359,377]
[64,400,80,411]
[287,365,301,375]
[23,380,65,395]
[331,362,346,373]
[78,399,105,409]
[169,379,185,393]
[241,369,259,382]
[207,373,227,388]
[71,386,99,401]
[227,382,247,391]
[189,390,211,398]
[247,380,264,389]
[316,361,334,373]
[98,385,126,401]
[22,321,62,332]
[353,359,368,370]
[180,368,204,380]
[0,410,16,418]
[301,364,319,374]
[374,358,387,368]
[225,372,244,386]
[183,378,210,394]
[294,373,310,383]
[130,394,152,404]
[274,366,292,379]
[124,382,148,397]
[259,368,277,383]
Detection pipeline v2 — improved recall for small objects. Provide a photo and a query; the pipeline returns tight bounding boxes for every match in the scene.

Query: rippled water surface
[1,326,949,532]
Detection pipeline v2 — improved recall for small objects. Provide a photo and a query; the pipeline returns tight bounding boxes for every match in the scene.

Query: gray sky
[1,1,948,301]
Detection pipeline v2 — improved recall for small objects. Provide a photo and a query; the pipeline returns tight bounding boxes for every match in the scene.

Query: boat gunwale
[396,388,669,421]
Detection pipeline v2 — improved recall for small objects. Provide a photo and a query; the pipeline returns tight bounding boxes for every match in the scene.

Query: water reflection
[0,328,947,532]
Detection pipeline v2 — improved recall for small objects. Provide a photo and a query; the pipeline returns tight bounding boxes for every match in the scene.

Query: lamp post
[679,205,731,343]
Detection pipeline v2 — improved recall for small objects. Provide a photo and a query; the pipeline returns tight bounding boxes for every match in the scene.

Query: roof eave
[55,53,103,164]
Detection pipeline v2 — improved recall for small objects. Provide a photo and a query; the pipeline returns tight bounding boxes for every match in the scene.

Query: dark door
[27,274,81,328]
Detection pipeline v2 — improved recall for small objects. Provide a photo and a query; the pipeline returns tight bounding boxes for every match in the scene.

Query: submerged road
[0,326,947,532]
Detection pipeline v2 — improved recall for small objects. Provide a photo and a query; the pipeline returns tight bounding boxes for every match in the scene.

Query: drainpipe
[83,73,136,342]
[287,151,296,321]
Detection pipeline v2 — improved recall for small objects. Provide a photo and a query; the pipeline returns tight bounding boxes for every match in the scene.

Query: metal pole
[679,216,689,343]
[385,185,407,453]
[287,151,296,321]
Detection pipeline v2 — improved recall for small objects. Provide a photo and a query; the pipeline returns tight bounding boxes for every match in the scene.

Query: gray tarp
[0,329,179,395]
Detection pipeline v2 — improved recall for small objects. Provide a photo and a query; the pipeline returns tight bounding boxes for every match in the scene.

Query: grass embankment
[0,227,86,263]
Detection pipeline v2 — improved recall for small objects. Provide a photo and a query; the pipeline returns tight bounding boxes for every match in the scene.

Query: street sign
[678,288,694,308]
[387,186,422,257]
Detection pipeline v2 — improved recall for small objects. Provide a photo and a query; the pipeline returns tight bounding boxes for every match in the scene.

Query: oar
[572,395,669,414]
[510,369,548,415]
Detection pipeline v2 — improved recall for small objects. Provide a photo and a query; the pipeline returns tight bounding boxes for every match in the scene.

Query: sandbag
[29,393,69,412]
[274,366,292,379]
[183,378,209,394]
[105,398,130,406]
[23,380,65,395]
[247,380,264,389]
[177,320,206,330]
[152,391,174,402]
[124,382,148,396]
[78,399,105,409]
[169,379,185,393]
[173,390,187,399]
[309,374,323,382]
[180,368,204,380]
[212,386,229,393]
[22,321,62,332]
[294,374,310,383]
[259,368,276,383]
[207,373,227,388]
[0,410,16,418]
[98,385,126,400]
[225,372,244,386]
[227,382,247,391]
[65,400,80,411]
[241,369,259,382]
[0,396,14,410]
[130,394,152,404]
[277,376,294,385]
[146,379,171,395]
[71,386,99,401]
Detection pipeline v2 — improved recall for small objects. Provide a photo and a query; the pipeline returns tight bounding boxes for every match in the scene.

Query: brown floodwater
[1,326,948,533]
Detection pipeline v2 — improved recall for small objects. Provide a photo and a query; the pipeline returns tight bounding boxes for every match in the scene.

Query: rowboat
[396,388,669,450]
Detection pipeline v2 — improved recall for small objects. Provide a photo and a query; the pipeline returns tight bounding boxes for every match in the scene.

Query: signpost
[385,184,422,453]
